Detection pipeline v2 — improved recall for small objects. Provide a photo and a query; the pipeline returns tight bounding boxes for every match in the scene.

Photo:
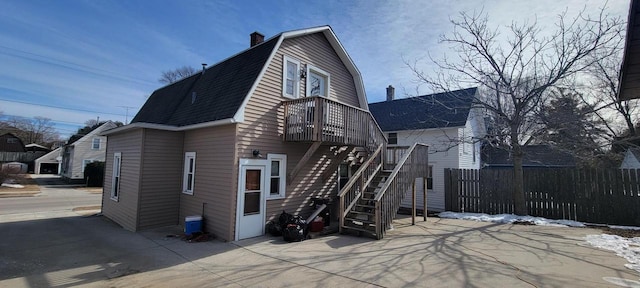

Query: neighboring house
[25,143,51,153]
[61,121,116,181]
[619,0,640,100]
[369,87,485,212]
[34,147,63,174]
[0,133,26,152]
[482,145,576,168]
[620,148,640,169]
[101,26,410,241]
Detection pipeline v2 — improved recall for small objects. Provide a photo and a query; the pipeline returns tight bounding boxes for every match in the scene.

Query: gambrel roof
[368,88,477,132]
[107,26,367,134]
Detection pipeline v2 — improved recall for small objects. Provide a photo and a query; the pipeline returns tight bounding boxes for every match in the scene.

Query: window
[111,152,121,201]
[338,163,350,190]
[183,152,196,195]
[7,138,17,144]
[92,138,101,149]
[282,56,300,98]
[267,154,286,199]
[473,142,477,163]
[388,133,398,145]
[427,165,433,190]
[306,65,330,97]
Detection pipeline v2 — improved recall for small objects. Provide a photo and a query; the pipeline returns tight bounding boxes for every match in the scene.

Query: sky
[0,0,631,139]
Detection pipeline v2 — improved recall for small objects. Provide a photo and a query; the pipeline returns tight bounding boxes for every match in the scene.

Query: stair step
[345,217,375,225]
[348,210,374,216]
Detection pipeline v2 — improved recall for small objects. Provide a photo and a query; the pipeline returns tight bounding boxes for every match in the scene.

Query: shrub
[84,161,105,187]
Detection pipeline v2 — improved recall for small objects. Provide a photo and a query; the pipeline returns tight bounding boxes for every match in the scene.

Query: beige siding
[181,124,237,241]
[278,34,361,108]
[235,33,358,234]
[102,129,143,231]
[138,129,184,230]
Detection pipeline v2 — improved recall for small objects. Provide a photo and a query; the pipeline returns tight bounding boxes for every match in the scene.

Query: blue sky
[0,0,630,139]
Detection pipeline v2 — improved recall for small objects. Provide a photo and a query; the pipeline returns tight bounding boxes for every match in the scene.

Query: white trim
[182,152,196,195]
[266,154,287,200]
[111,152,121,201]
[306,65,330,97]
[235,158,269,241]
[282,56,301,99]
[102,118,238,135]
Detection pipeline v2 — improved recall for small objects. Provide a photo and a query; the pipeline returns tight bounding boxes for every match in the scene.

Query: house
[0,133,26,152]
[34,147,63,174]
[369,87,484,212]
[620,147,640,169]
[619,0,640,100]
[61,121,116,182]
[482,145,576,168]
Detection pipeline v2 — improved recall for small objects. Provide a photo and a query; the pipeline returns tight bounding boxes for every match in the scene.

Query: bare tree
[2,116,60,146]
[410,7,623,215]
[158,66,197,84]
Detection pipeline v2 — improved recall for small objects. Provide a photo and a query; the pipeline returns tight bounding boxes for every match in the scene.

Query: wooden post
[412,178,416,225]
[423,176,427,222]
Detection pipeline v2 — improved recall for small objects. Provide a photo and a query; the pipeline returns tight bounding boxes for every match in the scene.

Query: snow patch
[1,183,24,188]
[438,211,585,227]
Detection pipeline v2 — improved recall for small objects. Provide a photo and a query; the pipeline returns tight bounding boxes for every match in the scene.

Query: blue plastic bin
[185,215,202,235]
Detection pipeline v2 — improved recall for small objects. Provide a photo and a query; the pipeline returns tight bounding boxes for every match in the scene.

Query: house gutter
[101,118,238,136]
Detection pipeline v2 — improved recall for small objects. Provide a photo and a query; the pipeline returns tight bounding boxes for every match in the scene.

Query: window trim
[282,56,301,99]
[266,154,286,200]
[111,152,121,201]
[306,65,330,97]
[182,152,196,195]
[92,137,101,150]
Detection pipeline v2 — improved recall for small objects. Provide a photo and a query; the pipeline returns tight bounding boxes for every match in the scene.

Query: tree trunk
[511,144,527,215]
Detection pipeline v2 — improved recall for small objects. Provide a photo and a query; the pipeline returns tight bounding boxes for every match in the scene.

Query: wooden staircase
[342,170,391,236]
[338,143,429,239]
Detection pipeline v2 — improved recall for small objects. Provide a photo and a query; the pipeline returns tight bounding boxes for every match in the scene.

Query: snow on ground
[1,183,24,188]
[438,211,640,274]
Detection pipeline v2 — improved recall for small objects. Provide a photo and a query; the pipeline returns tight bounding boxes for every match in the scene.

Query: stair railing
[374,143,429,239]
[338,143,384,233]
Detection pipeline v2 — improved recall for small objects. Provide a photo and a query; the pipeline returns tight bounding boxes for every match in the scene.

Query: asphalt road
[0,175,102,215]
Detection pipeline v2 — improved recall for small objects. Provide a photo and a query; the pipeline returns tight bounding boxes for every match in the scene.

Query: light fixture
[300,67,307,79]
[252,150,262,158]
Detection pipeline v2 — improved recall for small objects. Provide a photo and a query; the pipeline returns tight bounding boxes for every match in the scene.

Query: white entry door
[237,164,266,240]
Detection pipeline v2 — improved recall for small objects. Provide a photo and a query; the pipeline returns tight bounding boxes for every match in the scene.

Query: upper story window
[7,138,17,144]
[388,133,398,145]
[306,65,330,97]
[282,56,300,99]
[92,138,101,149]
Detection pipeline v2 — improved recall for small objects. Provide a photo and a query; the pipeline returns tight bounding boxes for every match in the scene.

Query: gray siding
[181,124,237,241]
[102,129,143,231]
[138,129,184,230]
[236,33,360,232]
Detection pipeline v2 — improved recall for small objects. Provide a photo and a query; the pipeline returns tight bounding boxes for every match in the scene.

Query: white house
[621,148,640,169]
[61,121,117,181]
[369,87,485,212]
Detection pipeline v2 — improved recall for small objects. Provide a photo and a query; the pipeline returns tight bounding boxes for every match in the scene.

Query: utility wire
[0,98,131,117]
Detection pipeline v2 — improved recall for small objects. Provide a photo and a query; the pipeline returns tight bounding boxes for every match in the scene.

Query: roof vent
[201,63,207,75]
[192,92,197,104]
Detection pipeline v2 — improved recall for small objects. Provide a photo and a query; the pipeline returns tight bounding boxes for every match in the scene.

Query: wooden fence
[444,168,640,226]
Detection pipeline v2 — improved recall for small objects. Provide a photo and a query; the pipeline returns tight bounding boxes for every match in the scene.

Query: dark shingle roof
[132,36,280,126]
[482,145,576,168]
[369,88,477,131]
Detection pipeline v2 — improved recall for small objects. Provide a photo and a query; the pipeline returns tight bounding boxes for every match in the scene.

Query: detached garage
[34,147,62,175]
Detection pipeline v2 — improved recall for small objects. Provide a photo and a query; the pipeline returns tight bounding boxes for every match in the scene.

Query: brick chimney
[250,31,264,47]
[386,85,395,101]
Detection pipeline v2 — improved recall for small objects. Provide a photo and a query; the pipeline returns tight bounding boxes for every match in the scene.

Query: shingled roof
[132,36,279,126]
[368,88,477,131]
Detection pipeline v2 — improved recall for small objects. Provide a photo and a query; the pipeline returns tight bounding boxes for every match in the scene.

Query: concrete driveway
[0,210,637,288]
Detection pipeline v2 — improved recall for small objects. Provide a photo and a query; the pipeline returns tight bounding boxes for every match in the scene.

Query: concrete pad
[1,211,638,287]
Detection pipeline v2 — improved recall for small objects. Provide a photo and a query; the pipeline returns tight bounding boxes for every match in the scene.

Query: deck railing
[283,96,386,152]
[374,143,429,239]
[385,146,410,170]
[338,144,384,233]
